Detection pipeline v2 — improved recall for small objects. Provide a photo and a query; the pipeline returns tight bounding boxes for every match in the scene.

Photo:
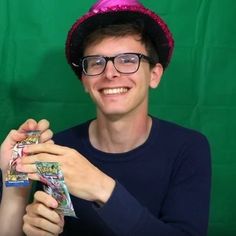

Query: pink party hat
[66,0,174,79]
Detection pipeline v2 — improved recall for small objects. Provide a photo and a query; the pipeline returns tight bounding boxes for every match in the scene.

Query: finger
[17,166,61,185]
[34,191,58,209]
[23,143,68,156]
[37,119,50,132]
[45,140,55,144]
[26,191,59,224]
[39,129,53,143]
[23,223,57,236]
[1,119,40,151]
[1,119,43,149]
[18,119,38,133]
[26,203,60,225]
[59,215,65,228]
[1,129,27,148]
[16,161,58,183]
[16,161,37,173]
[20,152,61,164]
[2,119,38,149]
[28,173,40,181]
[36,119,53,143]
[23,214,63,236]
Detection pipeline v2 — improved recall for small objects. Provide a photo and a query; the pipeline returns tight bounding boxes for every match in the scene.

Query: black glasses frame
[78,53,156,76]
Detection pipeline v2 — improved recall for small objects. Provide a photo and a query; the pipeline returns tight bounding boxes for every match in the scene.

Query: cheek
[82,80,99,101]
[137,68,152,88]
[82,78,92,92]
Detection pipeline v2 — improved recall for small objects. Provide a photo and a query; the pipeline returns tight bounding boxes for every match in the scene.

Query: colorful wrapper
[36,162,76,217]
[5,130,40,187]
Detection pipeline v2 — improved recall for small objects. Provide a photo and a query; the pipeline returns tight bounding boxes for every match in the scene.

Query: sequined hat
[66,0,174,78]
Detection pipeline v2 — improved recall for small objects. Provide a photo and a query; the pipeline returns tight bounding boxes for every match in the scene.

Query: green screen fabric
[0,0,235,235]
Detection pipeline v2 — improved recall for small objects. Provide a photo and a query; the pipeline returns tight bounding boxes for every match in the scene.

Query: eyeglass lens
[82,53,142,76]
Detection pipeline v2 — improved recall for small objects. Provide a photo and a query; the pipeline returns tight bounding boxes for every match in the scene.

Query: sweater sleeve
[94,134,211,236]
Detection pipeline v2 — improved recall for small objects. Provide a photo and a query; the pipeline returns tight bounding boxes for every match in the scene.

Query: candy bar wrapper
[5,130,40,187]
[36,162,76,217]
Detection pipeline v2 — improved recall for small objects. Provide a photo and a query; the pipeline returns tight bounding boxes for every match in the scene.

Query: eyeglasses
[74,53,156,76]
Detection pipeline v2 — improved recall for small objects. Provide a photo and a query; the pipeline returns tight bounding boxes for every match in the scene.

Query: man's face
[81,35,163,119]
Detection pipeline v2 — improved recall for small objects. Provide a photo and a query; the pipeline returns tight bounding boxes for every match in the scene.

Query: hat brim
[66,7,174,78]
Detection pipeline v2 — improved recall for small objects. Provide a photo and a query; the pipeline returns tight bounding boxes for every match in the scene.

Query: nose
[103,60,120,80]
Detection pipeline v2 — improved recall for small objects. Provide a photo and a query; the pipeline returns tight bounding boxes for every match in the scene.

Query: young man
[0,0,211,235]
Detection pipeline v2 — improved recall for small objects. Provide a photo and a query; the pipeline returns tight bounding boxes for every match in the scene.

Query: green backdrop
[0,0,235,235]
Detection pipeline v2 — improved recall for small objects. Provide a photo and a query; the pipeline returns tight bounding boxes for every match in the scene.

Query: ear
[149,63,163,89]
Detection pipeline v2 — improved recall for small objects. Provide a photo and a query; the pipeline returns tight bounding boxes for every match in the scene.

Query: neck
[89,114,152,153]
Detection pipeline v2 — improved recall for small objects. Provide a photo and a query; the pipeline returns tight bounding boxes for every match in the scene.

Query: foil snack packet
[5,130,40,187]
[36,161,76,217]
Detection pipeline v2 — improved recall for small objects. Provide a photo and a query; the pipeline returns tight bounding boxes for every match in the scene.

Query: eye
[117,54,138,64]
[89,57,104,67]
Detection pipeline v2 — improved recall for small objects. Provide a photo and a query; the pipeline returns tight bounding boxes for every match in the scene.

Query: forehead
[83,35,147,56]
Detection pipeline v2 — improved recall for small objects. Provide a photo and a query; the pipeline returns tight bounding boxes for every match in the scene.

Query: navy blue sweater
[44,117,211,236]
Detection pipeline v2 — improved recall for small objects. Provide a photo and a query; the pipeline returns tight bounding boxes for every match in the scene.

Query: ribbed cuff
[94,181,144,235]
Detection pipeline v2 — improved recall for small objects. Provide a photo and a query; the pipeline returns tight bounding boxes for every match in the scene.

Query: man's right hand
[0,118,53,175]
[0,119,54,236]
[23,191,64,236]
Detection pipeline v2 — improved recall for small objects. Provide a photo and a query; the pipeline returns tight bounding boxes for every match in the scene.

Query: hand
[0,118,53,176]
[18,143,115,204]
[0,119,54,236]
[23,191,64,236]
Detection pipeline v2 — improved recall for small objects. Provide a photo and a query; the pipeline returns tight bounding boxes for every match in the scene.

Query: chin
[100,108,128,118]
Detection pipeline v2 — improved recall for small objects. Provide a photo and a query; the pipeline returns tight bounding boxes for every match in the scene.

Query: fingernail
[23,146,29,154]
[51,201,58,208]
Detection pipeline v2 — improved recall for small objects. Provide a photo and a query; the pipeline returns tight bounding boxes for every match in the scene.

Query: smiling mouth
[101,87,129,95]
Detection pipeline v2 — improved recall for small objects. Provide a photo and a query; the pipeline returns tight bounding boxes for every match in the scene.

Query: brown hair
[82,21,159,66]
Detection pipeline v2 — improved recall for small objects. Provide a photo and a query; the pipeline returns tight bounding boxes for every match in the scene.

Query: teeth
[103,87,128,95]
